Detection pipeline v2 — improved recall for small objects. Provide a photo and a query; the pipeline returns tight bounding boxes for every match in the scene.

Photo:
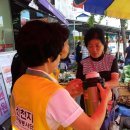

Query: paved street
[1,118,11,130]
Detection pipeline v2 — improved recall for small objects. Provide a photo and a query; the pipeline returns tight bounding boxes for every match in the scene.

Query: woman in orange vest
[10,20,112,130]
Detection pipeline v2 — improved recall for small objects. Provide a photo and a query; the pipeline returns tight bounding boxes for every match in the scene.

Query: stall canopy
[38,0,69,25]
[84,0,113,15]
[78,0,130,20]
[106,0,130,20]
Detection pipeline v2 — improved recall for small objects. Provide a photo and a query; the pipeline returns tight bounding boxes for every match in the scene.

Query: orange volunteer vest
[11,69,72,130]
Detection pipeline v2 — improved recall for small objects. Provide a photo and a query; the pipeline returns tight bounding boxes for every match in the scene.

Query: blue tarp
[84,0,113,15]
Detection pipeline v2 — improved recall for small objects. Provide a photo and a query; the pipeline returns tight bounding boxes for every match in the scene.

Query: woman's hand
[65,79,83,98]
[97,83,112,103]
[105,72,119,88]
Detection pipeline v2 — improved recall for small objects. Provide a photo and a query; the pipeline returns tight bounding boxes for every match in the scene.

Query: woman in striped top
[76,27,119,109]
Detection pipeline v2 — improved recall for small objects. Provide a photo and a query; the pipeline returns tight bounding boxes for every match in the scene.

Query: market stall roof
[11,0,69,25]
[106,0,130,20]
[84,0,113,15]
[38,0,69,25]
[76,13,89,18]
[84,0,130,20]
[67,19,130,35]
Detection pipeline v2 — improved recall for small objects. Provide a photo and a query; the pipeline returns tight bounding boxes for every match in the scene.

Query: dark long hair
[11,53,27,92]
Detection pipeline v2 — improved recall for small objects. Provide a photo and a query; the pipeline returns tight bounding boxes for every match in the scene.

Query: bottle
[83,71,104,116]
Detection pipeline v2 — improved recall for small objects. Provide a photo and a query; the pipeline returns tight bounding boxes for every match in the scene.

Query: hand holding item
[97,83,112,103]
[65,79,83,98]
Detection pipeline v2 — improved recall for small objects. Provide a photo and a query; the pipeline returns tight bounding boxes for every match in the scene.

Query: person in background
[125,40,130,65]
[69,52,75,64]
[115,52,124,71]
[76,41,82,63]
[76,27,119,129]
[11,53,26,92]
[81,42,89,59]
[59,56,71,71]
[10,20,112,130]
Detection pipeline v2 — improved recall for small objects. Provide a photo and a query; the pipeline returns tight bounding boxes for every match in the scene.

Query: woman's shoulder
[81,56,90,61]
[81,56,90,64]
[104,53,115,60]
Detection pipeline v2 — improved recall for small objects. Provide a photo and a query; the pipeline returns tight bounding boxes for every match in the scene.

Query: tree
[87,14,105,28]
[87,14,95,28]
[120,19,128,55]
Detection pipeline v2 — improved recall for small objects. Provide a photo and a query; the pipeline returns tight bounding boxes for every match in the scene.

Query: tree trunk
[117,32,120,60]
[120,19,127,56]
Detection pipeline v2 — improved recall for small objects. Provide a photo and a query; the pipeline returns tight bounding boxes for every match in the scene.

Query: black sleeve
[111,58,119,73]
[125,47,128,53]
[76,62,85,81]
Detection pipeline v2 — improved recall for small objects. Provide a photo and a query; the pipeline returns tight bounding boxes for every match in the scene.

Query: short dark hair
[128,40,130,43]
[16,20,69,67]
[84,27,107,52]
[77,41,81,45]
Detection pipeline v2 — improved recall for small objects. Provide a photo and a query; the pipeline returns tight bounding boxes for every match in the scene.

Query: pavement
[1,118,11,130]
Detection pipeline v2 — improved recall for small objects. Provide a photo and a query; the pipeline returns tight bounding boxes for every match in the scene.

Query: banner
[0,74,10,124]
[0,51,16,96]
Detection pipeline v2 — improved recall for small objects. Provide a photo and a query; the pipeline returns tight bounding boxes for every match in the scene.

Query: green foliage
[122,65,130,83]
[87,14,105,28]
[87,14,95,28]
[68,62,77,71]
